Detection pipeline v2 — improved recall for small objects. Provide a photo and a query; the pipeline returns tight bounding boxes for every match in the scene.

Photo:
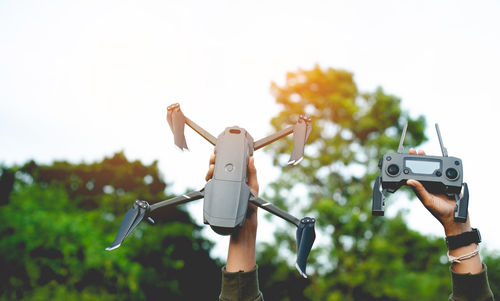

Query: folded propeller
[106,200,154,251]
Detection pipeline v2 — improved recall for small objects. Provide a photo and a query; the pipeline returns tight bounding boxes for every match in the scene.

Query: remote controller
[372,123,469,222]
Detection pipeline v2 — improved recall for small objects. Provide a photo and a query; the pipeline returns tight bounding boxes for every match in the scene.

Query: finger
[409,148,417,154]
[247,156,259,196]
[205,164,215,181]
[417,149,425,155]
[407,179,433,206]
[209,153,215,166]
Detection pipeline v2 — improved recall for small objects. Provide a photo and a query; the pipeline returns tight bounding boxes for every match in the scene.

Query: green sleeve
[219,265,264,301]
[449,264,494,301]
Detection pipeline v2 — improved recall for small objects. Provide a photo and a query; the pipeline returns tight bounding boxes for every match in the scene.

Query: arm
[205,154,264,301]
[225,156,259,273]
[406,148,494,300]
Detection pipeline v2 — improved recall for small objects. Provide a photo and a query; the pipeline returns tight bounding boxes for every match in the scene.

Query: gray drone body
[372,123,469,222]
[204,127,254,234]
[106,103,316,278]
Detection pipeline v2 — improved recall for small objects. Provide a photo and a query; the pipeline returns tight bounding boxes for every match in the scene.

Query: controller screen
[404,159,441,174]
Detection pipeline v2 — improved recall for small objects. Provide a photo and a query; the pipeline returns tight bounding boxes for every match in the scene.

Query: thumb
[247,156,257,176]
[407,179,432,205]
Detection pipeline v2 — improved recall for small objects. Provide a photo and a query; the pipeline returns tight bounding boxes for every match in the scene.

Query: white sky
[1,0,499,258]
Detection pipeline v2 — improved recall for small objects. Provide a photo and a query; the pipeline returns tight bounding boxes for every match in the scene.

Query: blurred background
[1,0,499,300]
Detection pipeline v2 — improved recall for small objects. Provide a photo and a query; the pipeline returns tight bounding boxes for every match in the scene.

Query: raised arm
[206,154,264,301]
[406,148,494,300]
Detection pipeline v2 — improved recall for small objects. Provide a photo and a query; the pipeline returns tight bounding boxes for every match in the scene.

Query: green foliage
[258,242,311,300]
[259,65,453,300]
[0,153,221,300]
[484,252,500,298]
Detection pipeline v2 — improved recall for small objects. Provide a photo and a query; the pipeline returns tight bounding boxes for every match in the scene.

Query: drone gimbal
[106,103,316,278]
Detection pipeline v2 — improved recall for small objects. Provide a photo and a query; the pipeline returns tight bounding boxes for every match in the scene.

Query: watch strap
[445,228,481,250]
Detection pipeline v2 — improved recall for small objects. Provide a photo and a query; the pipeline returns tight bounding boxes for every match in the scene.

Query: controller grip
[372,176,385,216]
[454,183,469,223]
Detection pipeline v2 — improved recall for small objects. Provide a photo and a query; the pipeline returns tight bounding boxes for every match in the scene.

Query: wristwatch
[445,228,481,250]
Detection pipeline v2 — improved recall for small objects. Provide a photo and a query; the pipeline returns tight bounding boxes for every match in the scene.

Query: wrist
[448,243,482,274]
[226,242,256,272]
[446,228,481,251]
[443,221,472,237]
[226,225,257,273]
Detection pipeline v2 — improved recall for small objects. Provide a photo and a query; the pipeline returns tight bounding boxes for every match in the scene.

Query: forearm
[226,225,257,272]
[444,219,482,274]
[443,216,493,299]
[443,221,493,300]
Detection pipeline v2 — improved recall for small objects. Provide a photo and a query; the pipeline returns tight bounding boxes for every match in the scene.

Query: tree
[0,152,221,300]
[484,252,500,298]
[259,65,454,300]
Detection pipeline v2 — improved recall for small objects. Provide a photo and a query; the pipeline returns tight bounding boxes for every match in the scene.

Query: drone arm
[254,116,311,165]
[249,194,316,278]
[167,103,217,149]
[185,117,217,146]
[106,189,205,251]
[249,194,300,226]
[253,126,295,151]
[150,189,205,212]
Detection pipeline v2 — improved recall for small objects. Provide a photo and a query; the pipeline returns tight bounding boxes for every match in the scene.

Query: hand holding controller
[407,149,484,275]
[372,123,469,223]
[406,149,471,235]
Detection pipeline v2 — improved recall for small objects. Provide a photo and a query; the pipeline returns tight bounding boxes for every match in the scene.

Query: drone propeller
[249,194,316,277]
[167,103,188,150]
[295,217,316,278]
[106,200,152,251]
[288,115,312,165]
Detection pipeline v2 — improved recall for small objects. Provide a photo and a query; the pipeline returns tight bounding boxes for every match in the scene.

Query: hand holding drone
[206,153,259,273]
[106,103,316,277]
[372,122,469,223]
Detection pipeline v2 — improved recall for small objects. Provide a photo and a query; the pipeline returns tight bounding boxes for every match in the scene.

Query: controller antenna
[435,123,448,157]
[397,122,408,154]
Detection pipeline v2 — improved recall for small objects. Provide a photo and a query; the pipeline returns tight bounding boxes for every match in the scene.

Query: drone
[372,122,469,222]
[106,103,317,278]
